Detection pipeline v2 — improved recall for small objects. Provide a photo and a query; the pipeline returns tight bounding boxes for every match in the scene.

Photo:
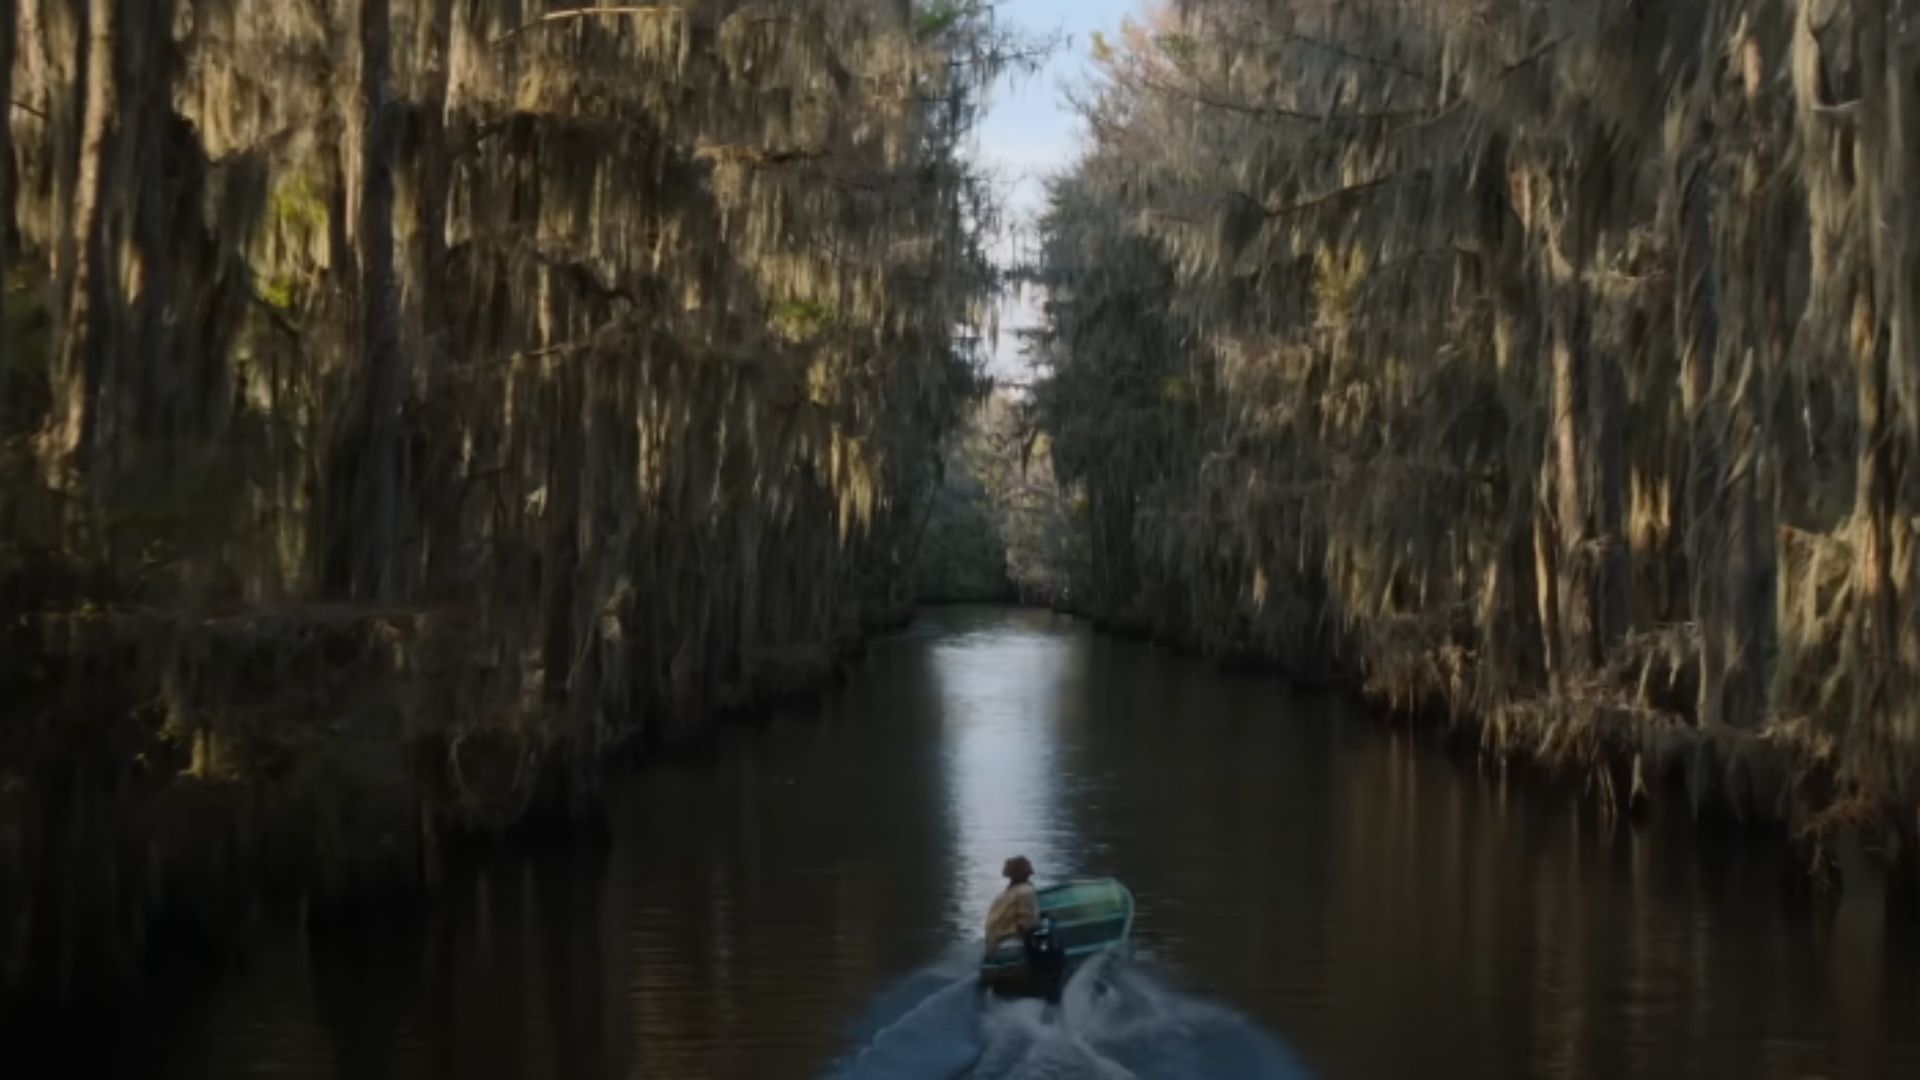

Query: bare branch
[1255,174,1399,219]
[1134,72,1426,125]
[491,6,679,48]
[1402,34,1568,132]
[1247,22,1438,86]
[694,141,831,167]
[1144,175,1399,226]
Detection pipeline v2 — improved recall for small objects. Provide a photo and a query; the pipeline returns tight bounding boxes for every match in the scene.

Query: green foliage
[913,2,970,41]
[3,270,52,380]
[914,477,1014,602]
[1311,244,1366,327]
[255,272,300,311]
[1154,34,1197,68]
[269,169,328,235]
[770,299,837,343]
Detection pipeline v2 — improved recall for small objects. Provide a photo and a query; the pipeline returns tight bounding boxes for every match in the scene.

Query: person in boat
[983,856,1040,956]
[982,856,1067,1002]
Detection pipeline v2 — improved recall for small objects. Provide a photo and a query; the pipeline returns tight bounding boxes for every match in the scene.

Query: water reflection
[93,606,1920,1078]
[929,609,1089,937]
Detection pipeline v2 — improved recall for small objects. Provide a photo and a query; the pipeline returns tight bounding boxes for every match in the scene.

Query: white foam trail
[827,953,1314,1079]
[835,978,980,1076]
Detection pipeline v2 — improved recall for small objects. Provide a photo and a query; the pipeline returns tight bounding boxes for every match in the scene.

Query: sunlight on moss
[270,169,328,235]
[1312,244,1367,328]
[255,273,299,311]
[0,0,1037,1003]
[913,2,968,41]
[1028,0,1920,846]
[771,299,836,343]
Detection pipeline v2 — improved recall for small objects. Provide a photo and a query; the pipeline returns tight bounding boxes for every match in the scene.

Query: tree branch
[1246,22,1438,86]
[1401,35,1569,132]
[694,141,831,167]
[491,6,679,48]
[1135,72,1424,125]
[1145,175,1399,226]
[1254,174,1399,219]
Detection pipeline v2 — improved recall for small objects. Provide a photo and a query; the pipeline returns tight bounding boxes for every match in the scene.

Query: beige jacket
[983,882,1039,955]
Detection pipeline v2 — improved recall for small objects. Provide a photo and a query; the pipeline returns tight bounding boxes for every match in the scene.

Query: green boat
[978,877,1134,1000]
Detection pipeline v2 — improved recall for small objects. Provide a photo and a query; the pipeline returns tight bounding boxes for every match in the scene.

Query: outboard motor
[1024,914,1066,1004]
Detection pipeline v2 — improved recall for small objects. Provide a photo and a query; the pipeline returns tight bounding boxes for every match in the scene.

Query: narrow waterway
[130,607,1917,1078]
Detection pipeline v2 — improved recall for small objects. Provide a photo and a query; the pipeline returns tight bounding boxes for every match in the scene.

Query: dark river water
[126,606,1918,1078]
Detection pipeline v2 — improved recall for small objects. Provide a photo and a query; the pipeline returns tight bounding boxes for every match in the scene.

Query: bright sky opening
[975,1,1145,378]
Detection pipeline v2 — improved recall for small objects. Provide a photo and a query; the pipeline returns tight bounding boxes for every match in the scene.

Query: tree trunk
[1591,306,1630,655]
[1534,456,1562,691]
[51,0,116,490]
[416,0,457,593]
[1853,278,1895,738]
[1676,124,1726,728]
[1549,288,1597,675]
[1853,2,1907,781]
[0,0,14,429]
[1882,3,1920,775]
[541,374,580,703]
[357,0,403,601]
[1721,54,1788,734]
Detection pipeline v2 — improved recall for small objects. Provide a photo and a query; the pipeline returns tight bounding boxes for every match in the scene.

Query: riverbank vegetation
[0,0,1016,1012]
[1024,0,1920,900]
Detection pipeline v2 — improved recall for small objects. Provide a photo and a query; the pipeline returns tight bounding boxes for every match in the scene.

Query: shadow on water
[827,951,1311,1080]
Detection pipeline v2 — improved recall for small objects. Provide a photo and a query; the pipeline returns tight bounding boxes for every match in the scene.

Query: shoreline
[0,595,909,1036]
[9,592,1916,1046]
[1036,597,1920,915]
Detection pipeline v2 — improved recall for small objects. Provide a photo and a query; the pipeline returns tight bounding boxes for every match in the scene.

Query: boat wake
[824,949,1312,1079]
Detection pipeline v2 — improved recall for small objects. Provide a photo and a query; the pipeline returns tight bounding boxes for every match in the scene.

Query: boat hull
[978,878,1134,1000]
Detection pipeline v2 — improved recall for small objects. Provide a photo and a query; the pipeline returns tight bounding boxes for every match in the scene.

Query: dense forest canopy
[10,0,1920,1025]
[0,0,1022,1005]
[1025,0,1920,885]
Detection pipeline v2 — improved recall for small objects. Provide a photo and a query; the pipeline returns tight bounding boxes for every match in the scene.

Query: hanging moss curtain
[0,0,1015,1003]
[1030,0,1920,871]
